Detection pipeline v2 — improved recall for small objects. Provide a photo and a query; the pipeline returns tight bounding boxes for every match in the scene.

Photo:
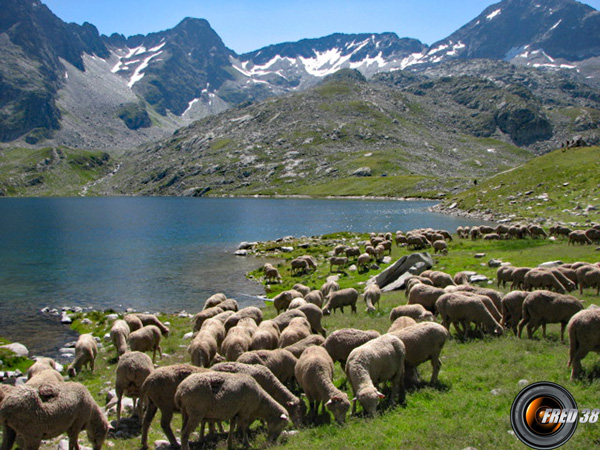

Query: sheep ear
[352,397,357,402]
[325,399,333,406]
[377,391,386,399]
[280,414,288,421]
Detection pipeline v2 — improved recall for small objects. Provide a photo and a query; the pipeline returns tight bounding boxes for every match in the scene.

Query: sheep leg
[431,356,442,384]
[116,392,123,428]
[67,428,82,450]
[1,425,16,450]
[560,323,567,342]
[180,411,201,450]
[140,402,159,449]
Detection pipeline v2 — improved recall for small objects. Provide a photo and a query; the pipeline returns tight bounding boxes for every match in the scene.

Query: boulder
[0,343,29,357]
[368,252,434,292]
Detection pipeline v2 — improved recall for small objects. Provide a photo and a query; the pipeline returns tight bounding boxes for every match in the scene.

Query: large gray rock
[0,343,29,357]
[368,252,434,292]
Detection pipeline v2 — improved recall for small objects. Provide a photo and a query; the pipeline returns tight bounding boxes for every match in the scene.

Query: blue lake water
[0,197,488,355]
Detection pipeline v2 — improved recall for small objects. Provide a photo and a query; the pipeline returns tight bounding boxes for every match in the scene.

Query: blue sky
[43,0,600,54]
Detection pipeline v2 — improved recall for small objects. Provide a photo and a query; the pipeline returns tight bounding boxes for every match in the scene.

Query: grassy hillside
[0,146,117,197]
[4,232,600,450]
[439,146,600,225]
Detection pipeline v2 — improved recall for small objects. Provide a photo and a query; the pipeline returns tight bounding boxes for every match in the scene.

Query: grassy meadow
[3,232,600,450]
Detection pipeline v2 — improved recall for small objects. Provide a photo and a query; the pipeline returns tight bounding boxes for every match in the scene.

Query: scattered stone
[59,348,76,356]
[281,247,294,253]
[60,312,73,324]
[81,318,92,325]
[183,332,194,340]
[474,253,486,259]
[326,275,340,283]
[382,256,392,264]
[103,333,111,341]
[234,250,248,256]
[538,261,563,268]
[470,275,489,283]
[448,203,457,209]
[126,308,135,313]
[348,264,357,272]
[488,259,502,268]
[106,314,119,321]
[237,241,257,250]
[518,379,529,388]
[370,264,381,271]
[369,253,434,291]
[155,441,172,450]
[352,167,372,177]
[0,343,29,357]
[490,388,505,396]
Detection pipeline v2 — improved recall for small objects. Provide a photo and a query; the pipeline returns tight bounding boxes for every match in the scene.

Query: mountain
[1,0,600,150]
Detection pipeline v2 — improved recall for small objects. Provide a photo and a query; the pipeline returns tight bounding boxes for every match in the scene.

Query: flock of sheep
[0,222,599,450]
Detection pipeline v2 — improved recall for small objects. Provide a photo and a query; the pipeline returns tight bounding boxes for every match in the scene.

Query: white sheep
[304,290,325,308]
[389,322,450,386]
[291,258,309,275]
[435,292,503,338]
[287,298,308,310]
[282,334,326,358]
[236,348,298,385]
[345,334,406,416]
[273,289,303,313]
[279,317,311,348]
[389,304,434,323]
[110,319,130,357]
[123,314,143,332]
[567,307,600,380]
[250,320,281,351]
[129,325,162,362]
[523,268,567,293]
[294,346,350,423]
[175,371,289,450]
[388,316,418,333]
[216,298,239,312]
[292,283,311,297]
[329,256,348,272]
[26,357,58,379]
[264,264,282,284]
[115,351,154,427]
[192,306,225,332]
[322,288,359,315]
[518,290,584,341]
[320,279,340,297]
[298,303,328,337]
[500,290,529,335]
[323,328,381,369]
[407,283,446,314]
[0,382,109,450]
[363,283,381,312]
[68,334,98,377]
[25,369,64,387]
[224,306,263,331]
[432,240,448,255]
[188,329,218,367]
[140,364,206,449]
[135,313,170,337]
[203,292,227,310]
[221,318,257,361]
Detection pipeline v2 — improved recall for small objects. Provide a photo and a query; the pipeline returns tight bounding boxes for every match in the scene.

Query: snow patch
[550,19,562,31]
[128,51,163,88]
[149,41,166,53]
[183,98,199,116]
[487,9,501,20]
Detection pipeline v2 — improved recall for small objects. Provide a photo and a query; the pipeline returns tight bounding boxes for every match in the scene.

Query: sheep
[140,364,207,449]
[264,264,282,284]
[345,246,361,259]
[128,325,162,362]
[175,371,289,450]
[550,225,572,238]
[67,334,98,377]
[292,283,311,297]
[217,298,239,312]
[567,308,600,379]
[250,320,281,351]
[518,290,584,341]
[577,265,600,295]
[389,322,450,386]
[407,284,446,314]
[453,271,470,285]
[432,240,448,255]
[271,309,307,332]
[136,313,169,337]
[510,267,531,290]
[363,283,381,312]
[496,265,514,288]
[26,369,64,387]
[236,349,298,385]
[448,289,502,323]
[451,285,503,313]
[0,384,15,406]
[282,334,326,358]
[329,256,348,272]
[188,329,218,367]
[192,306,224,332]
[110,319,130,357]
[322,287,359,315]
[523,268,567,293]
[333,244,348,256]
[345,334,406,416]
[273,289,303,313]
[203,292,227,310]
[435,292,503,338]
[114,351,154,427]
[212,310,236,324]
[320,279,340,297]
[295,346,351,423]
[483,233,502,241]
[224,306,263,331]
[221,318,257,361]
[279,317,311,348]
[389,304,434,323]
[291,258,309,275]
[0,382,109,450]
[200,317,227,348]
[500,291,529,335]
[426,271,456,288]
[357,253,372,272]
[586,228,600,244]
[212,362,305,427]
[404,276,434,298]
[26,357,58,380]
[388,316,418,333]
[304,290,324,308]
[288,298,308,310]
[297,255,318,272]
[123,314,143,332]
[323,328,381,369]
[568,230,592,245]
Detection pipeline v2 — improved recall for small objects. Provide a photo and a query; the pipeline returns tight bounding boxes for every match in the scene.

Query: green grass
[3,234,600,449]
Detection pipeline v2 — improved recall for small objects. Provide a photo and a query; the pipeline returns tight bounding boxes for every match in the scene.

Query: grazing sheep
[523,268,567,293]
[510,267,531,290]
[304,290,324,308]
[323,328,381,369]
[192,306,225,332]
[567,308,600,379]
[530,226,548,238]
[363,284,381,312]
[279,317,312,348]
[577,265,600,295]
[334,244,348,256]
[140,364,206,449]
[295,346,350,423]
[389,322,450,386]
[273,289,303,313]
[282,334,326,358]
[518,290,584,341]
[357,253,372,272]
[497,265,515,288]
[250,320,281,351]
[237,349,298,385]
[0,382,109,450]
[27,357,58,379]
[432,240,448,255]
[129,325,162,362]
[203,292,227,310]
[291,258,309,275]
[389,304,434,323]
[426,271,456,288]
[212,310,236,324]
[221,318,257,361]
[298,255,318,272]
[264,264,282,284]
[68,334,98,377]
[436,293,503,338]
[345,246,361,260]
[224,306,263,331]
[200,317,227,348]
[271,309,307,332]
[110,319,130,357]
[0,384,15,406]
[453,271,470,285]
[135,314,170,337]
[550,225,572,238]
[407,284,446,314]
[345,335,406,416]
[500,291,529,335]
[26,369,64,387]
[212,362,305,427]
[568,230,592,245]
[175,371,289,450]
[483,233,502,241]
[288,298,308,310]
[322,288,359,315]
[114,351,154,427]
[388,316,418,333]
[217,298,239,312]
[188,330,218,368]
[292,283,311,297]
[329,256,348,272]
[404,276,434,298]
[586,228,600,244]
[298,303,328,337]
[320,280,340,297]
[452,285,503,313]
[124,314,143,332]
